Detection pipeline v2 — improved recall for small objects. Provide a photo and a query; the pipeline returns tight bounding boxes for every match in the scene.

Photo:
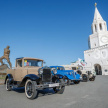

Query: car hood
[56,70,81,80]
[57,70,74,74]
[57,70,80,76]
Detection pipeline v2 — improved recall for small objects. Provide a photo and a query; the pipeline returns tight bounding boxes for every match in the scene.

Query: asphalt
[0,76,108,108]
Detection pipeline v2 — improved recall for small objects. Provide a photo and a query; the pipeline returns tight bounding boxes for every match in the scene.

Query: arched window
[99,23,102,30]
[95,25,97,32]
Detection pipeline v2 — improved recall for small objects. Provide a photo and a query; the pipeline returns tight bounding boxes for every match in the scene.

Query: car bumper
[35,82,65,90]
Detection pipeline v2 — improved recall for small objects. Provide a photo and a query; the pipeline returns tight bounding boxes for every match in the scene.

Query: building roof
[93,7,103,22]
[16,57,43,61]
[50,66,64,68]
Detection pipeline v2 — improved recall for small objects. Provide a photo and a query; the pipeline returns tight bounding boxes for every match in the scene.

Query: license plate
[49,83,59,87]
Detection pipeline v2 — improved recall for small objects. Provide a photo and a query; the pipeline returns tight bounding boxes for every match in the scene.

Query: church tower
[89,3,108,49]
[84,3,108,75]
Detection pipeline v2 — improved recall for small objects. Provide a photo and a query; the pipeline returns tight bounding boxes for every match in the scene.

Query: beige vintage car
[5,57,65,99]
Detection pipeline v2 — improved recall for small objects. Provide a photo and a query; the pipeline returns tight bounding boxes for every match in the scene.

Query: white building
[84,4,108,75]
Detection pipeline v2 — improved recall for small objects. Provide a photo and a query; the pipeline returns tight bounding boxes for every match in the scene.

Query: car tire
[53,79,65,94]
[89,76,95,81]
[63,77,71,86]
[82,74,88,82]
[73,80,80,84]
[6,79,12,91]
[25,79,38,99]
[67,79,71,85]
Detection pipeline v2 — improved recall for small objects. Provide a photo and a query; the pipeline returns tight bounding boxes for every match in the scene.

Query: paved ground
[0,76,108,108]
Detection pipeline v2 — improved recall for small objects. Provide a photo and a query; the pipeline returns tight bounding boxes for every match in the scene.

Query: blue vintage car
[50,66,81,85]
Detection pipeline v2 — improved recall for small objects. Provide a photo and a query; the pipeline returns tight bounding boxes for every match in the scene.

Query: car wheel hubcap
[26,82,33,96]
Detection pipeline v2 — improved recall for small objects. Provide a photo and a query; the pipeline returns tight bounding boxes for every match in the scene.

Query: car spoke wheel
[6,79,12,91]
[63,77,71,85]
[67,79,71,85]
[53,79,65,94]
[25,80,38,99]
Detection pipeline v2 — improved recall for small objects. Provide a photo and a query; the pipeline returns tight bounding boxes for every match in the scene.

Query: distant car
[72,66,96,82]
[50,66,81,85]
[5,57,65,99]
[63,65,96,82]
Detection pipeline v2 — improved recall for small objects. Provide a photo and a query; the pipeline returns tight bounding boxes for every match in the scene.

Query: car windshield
[78,66,83,70]
[24,60,42,67]
[57,67,65,70]
[72,67,77,70]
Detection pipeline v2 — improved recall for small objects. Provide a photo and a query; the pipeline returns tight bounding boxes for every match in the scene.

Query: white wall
[89,34,99,48]
[84,44,108,75]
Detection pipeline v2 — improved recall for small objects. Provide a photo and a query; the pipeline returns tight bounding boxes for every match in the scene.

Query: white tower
[89,3,108,49]
[84,3,108,75]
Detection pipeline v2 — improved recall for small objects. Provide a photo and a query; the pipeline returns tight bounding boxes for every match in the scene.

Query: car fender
[75,73,81,80]
[66,75,75,80]
[63,75,70,79]
[5,74,14,84]
[55,74,64,79]
[52,74,64,83]
[19,74,39,87]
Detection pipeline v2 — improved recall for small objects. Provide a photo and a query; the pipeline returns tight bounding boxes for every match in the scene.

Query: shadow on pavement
[13,87,55,98]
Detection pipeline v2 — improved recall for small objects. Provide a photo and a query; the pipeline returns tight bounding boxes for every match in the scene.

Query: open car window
[72,67,76,70]
[17,60,22,67]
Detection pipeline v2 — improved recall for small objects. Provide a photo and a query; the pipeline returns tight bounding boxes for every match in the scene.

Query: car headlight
[69,72,72,75]
[75,72,78,74]
[38,68,43,74]
[80,76,82,79]
[52,69,57,74]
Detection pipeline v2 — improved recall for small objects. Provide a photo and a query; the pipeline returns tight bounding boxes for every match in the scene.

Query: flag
[78,58,87,67]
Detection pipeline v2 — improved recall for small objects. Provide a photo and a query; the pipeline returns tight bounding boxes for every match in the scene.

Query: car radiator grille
[42,68,52,82]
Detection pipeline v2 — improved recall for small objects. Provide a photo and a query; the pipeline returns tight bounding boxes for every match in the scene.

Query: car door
[14,68,23,81]
[14,59,23,81]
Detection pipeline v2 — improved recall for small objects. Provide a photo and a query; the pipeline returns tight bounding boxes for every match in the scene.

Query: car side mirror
[43,62,46,64]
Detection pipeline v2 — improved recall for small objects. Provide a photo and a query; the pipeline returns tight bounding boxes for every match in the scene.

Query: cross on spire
[95,3,97,7]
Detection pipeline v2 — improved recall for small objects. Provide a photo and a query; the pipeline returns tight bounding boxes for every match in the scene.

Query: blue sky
[0,0,108,67]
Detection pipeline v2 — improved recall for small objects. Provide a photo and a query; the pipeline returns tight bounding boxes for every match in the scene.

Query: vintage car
[5,57,65,99]
[72,66,96,82]
[50,66,81,85]
[63,64,96,82]
[87,70,96,81]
